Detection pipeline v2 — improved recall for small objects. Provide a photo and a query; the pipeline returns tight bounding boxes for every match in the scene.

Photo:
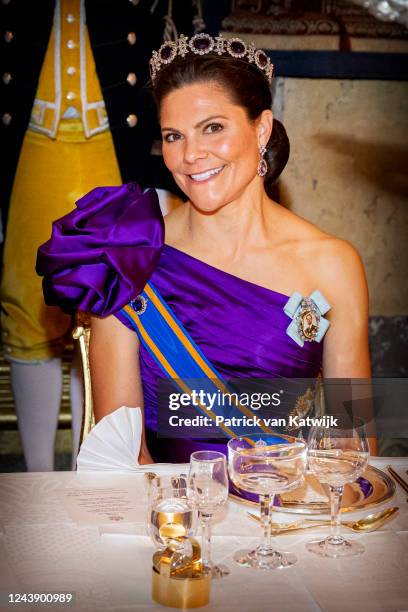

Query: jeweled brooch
[283,290,331,347]
[130,295,148,315]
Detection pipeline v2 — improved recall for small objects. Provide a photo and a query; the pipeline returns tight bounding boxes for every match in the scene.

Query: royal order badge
[283,290,331,347]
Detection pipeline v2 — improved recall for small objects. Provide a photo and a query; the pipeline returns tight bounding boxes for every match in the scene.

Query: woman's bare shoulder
[301,232,367,310]
[277,205,359,259]
[274,204,329,243]
[275,205,367,302]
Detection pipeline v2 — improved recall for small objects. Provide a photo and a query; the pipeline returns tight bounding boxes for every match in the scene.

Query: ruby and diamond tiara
[149,33,274,84]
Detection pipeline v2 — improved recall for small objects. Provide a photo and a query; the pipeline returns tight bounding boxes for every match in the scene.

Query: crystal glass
[147,477,197,551]
[188,451,230,578]
[306,414,370,558]
[228,434,307,570]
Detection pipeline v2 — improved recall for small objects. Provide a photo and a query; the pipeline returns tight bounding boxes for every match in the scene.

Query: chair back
[72,312,95,444]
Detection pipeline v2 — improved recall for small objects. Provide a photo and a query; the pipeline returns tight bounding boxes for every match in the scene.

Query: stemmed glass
[187,451,230,579]
[228,434,307,570]
[306,414,370,558]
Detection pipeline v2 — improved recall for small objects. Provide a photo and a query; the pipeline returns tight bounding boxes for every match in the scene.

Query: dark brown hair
[152,54,290,198]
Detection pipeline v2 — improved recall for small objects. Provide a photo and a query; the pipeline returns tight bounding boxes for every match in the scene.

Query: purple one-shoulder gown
[37,183,323,462]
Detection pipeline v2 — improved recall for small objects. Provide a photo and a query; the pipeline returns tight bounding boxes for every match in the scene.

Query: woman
[37,34,371,464]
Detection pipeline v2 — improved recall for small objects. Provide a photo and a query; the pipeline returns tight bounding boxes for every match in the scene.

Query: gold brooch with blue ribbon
[284,290,331,347]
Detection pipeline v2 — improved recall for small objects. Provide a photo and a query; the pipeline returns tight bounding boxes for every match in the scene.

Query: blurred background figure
[0,0,193,471]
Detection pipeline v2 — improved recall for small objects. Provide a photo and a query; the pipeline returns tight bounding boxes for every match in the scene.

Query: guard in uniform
[0,0,191,471]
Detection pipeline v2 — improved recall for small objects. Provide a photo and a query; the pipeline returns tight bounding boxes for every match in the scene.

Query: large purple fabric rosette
[36,183,164,316]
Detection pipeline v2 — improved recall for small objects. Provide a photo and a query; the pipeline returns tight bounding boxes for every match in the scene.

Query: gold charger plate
[229,465,395,515]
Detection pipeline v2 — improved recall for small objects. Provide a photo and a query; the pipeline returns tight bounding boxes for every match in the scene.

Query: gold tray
[229,466,396,515]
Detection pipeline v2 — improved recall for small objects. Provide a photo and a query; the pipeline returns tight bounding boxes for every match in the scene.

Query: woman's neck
[182,181,278,261]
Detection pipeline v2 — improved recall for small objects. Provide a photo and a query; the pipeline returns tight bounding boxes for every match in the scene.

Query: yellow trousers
[1,127,121,361]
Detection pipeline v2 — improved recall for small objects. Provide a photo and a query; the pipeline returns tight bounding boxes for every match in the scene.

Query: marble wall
[273,77,408,316]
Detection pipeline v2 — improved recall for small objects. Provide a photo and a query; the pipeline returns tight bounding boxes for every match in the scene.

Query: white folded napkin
[76,406,188,474]
[77,406,143,472]
[77,406,188,474]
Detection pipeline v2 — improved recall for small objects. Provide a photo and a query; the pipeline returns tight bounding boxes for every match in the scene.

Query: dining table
[0,456,407,612]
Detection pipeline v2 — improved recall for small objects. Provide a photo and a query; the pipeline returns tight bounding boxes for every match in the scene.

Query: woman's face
[160,81,271,212]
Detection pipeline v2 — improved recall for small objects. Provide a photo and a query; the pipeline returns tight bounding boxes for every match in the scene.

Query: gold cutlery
[171,474,188,496]
[144,472,159,493]
[387,465,408,499]
[144,471,158,484]
[247,507,399,534]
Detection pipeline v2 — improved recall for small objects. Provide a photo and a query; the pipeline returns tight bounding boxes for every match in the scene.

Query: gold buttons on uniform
[126,114,138,128]
[129,0,140,5]
[67,66,76,76]
[2,113,12,125]
[127,32,137,45]
[3,72,12,85]
[67,39,76,49]
[4,31,14,43]
[127,72,137,86]
[66,13,75,23]
[66,91,76,100]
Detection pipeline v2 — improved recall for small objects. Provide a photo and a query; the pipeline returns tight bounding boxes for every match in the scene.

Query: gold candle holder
[152,537,210,609]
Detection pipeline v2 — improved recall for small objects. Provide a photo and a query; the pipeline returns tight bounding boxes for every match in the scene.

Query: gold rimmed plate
[229,466,395,515]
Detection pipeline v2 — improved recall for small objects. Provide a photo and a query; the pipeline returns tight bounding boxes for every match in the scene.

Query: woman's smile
[188,164,226,183]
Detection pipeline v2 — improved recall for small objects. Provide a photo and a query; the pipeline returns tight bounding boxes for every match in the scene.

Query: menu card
[56,467,188,526]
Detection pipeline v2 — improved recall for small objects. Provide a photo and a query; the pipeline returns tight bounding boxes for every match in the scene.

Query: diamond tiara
[149,33,274,84]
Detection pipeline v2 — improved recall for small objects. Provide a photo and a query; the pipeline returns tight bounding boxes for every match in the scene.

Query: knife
[387,465,408,497]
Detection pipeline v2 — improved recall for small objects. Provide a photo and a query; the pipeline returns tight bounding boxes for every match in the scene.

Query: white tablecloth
[0,458,407,612]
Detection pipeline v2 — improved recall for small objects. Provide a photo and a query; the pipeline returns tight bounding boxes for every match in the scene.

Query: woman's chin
[188,196,229,215]
[183,186,232,213]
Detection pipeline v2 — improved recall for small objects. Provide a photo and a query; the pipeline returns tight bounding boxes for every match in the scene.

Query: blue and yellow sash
[120,282,278,439]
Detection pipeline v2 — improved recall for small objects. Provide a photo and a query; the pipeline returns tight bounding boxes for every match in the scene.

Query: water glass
[188,451,229,578]
[147,478,197,551]
[306,414,370,558]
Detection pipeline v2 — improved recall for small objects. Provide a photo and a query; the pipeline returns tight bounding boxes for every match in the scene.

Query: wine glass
[187,451,230,579]
[228,434,307,570]
[306,413,370,558]
[147,479,197,551]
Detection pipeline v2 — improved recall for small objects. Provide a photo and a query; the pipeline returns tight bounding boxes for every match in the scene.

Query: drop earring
[257,144,268,177]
